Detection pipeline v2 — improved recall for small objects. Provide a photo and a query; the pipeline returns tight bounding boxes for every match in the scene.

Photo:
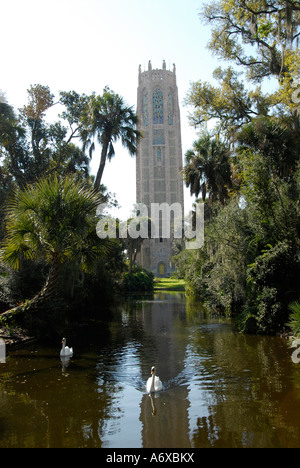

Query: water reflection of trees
[0,294,190,447]
[2,295,300,447]
[0,354,114,447]
[187,313,300,448]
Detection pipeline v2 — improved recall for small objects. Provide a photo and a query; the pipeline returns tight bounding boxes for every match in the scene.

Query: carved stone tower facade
[136,61,184,277]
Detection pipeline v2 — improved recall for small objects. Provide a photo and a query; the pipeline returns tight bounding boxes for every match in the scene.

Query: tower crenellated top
[138,60,177,86]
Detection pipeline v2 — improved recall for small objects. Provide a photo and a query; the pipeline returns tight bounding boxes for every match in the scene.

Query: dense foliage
[0,86,144,335]
[123,268,154,292]
[174,0,300,334]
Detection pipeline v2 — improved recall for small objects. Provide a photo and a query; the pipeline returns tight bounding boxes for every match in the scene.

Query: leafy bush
[123,269,154,292]
[238,242,300,334]
[0,260,47,312]
[287,301,300,336]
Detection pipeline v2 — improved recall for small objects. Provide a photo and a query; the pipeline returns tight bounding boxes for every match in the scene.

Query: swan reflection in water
[60,355,72,373]
[148,393,158,416]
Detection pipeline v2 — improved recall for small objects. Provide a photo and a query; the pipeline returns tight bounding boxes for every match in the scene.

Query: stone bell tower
[136,60,184,277]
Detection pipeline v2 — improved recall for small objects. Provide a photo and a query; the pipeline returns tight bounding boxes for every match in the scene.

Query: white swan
[60,337,73,357]
[146,366,163,393]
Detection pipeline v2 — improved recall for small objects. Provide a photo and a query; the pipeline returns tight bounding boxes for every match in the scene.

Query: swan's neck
[150,373,155,391]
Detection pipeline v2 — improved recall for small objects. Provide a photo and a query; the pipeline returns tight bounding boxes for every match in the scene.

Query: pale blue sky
[1,0,221,218]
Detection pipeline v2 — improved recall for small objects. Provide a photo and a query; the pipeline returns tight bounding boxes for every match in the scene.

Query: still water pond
[1,292,300,448]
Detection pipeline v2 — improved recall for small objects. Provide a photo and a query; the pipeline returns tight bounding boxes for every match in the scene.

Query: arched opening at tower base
[158,262,166,277]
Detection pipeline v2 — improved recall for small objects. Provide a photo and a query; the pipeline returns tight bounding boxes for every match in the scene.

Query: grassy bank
[154,278,185,291]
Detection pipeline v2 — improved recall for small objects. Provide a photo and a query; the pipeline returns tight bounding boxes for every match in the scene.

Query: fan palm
[183,135,232,205]
[287,301,300,337]
[81,88,142,190]
[0,175,105,317]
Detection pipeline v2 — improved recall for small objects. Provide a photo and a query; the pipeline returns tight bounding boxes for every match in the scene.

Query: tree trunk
[0,259,62,321]
[94,139,109,190]
[31,259,62,308]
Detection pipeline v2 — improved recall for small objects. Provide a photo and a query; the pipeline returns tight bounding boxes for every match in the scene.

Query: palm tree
[0,175,106,318]
[183,134,232,205]
[81,87,142,190]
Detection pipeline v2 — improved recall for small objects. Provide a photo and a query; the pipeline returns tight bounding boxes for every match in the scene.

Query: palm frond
[287,301,300,336]
[0,175,105,271]
[79,89,139,188]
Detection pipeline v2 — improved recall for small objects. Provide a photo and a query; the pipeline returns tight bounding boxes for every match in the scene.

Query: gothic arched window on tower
[168,91,174,125]
[153,88,163,124]
[156,147,162,164]
[142,91,149,126]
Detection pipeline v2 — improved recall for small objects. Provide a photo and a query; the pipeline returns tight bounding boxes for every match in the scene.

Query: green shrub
[287,301,300,336]
[123,269,154,292]
[240,242,300,334]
